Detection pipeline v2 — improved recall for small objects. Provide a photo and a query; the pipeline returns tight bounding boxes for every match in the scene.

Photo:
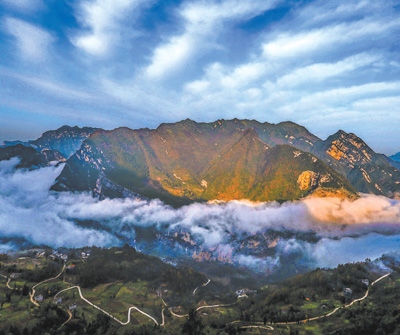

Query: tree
[181,309,205,335]
[22,284,29,296]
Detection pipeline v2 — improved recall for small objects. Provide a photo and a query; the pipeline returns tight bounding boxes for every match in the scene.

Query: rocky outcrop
[312,130,400,197]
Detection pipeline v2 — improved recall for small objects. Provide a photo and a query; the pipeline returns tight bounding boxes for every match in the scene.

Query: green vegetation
[53,119,357,206]
[1,247,399,334]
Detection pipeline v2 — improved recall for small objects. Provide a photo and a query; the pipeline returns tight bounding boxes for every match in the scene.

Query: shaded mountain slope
[29,125,101,158]
[0,144,65,169]
[2,125,100,159]
[389,152,400,163]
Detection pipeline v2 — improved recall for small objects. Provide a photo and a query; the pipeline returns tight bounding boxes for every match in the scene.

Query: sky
[0,0,399,154]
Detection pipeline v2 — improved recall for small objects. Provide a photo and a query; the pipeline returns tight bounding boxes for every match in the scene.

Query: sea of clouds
[1,157,400,271]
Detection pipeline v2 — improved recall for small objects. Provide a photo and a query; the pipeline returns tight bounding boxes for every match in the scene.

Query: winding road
[262,272,391,328]
[58,310,72,329]
[54,285,159,326]
[196,302,236,312]
[277,272,391,325]
[228,272,391,332]
[193,278,211,295]
[29,263,66,307]
[160,308,166,326]
[241,325,275,331]
[6,278,12,290]
[4,260,391,332]
[345,272,390,308]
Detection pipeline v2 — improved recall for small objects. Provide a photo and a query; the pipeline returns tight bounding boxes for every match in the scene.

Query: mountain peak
[332,129,347,138]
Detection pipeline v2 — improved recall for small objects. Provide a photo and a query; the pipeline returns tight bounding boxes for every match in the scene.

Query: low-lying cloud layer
[1,159,400,272]
[0,158,120,249]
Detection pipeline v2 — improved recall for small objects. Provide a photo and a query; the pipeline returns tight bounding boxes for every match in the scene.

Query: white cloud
[145,0,281,79]
[312,234,400,268]
[72,0,147,56]
[3,17,54,62]
[276,81,400,115]
[177,2,400,124]
[352,96,400,112]
[0,159,118,247]
[2,159,400,271]
[0,67,95,101]
[1,0,44,13]
[296,0,393,27]
[276,53,380,88]
[262,19,400,60]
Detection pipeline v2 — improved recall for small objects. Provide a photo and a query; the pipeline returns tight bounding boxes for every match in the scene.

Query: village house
[344,288,353,299]
[236,288,257,298]
[35,295,43,303]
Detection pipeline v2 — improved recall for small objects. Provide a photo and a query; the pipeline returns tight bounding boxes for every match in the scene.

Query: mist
[0,158,120,249]
[1,158,400,273]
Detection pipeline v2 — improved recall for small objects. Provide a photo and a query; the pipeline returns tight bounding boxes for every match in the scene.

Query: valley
[1,121,400,334]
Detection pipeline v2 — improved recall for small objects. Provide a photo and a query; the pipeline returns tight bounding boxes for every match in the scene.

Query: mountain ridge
[2,125,101,159]
[52,119,357,206]
[2,119,399,203]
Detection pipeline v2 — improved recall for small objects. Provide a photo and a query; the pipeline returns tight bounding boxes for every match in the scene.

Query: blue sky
[0,0,399,154]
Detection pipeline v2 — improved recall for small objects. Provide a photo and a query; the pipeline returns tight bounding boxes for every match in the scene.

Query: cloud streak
[3,17,54,62]
[145,0,280,79]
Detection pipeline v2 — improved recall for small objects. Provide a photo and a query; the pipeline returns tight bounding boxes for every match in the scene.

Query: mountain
[29,125,101,158]
[0,144,65,169]
[2,140,29,147]
[52,119,356,205]
[390,152,400,162]
[311,130,400,197]
[387,158,400,171]
[2,125,100,159]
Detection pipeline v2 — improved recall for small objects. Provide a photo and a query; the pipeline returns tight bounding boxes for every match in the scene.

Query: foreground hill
[52,119,356,205]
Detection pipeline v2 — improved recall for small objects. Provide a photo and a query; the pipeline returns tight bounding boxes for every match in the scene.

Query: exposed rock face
[297,171,320,190]
[41,149,66,163]
[52,120,356,205]
[312,130,400,197]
